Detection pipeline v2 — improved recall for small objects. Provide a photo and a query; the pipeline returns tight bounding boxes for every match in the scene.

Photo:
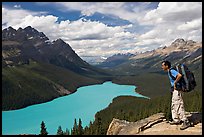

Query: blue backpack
[169,64,196,92]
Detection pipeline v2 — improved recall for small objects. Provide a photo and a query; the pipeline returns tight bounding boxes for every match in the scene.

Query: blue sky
[2,2,202,58]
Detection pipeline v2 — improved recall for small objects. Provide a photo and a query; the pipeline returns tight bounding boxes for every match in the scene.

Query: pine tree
[71,118,78,135]
[89,121,94,135]
[83,126,89,135]
[64,128,70,135]
[39,121,48,135]
[57,126,63,135]
[96,117,102,135]
[78,118,83,135]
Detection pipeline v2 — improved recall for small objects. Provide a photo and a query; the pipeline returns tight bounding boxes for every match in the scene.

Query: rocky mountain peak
[24,25,33,30]
[17,27,23,31]
[104,53,135,62]
[54,38,66,44]
[24,26,42,35]
[52,38,73,52]
[7,26,16,32]
[2,26,92,73]
[171,38,186,49]
[172,38,185,44]
[2,26,17,40]
[2,26,49,42]
[171,38,198,49]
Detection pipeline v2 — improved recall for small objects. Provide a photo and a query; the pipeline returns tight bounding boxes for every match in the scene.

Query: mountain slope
[2,26,112,111]
[96,53,135,68]
[103,39,202,75]
[2,26,109,76]
[2,60,107,110]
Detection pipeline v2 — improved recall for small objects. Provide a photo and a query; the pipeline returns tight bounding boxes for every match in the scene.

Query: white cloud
[2,5,137,57]
[2,2,202,58]
[135,2,202,50]
[38,2,150,24]
[40,2,202,48]
[13,15,58,29]
[142,2,202,24]
[2,6,48,29]
[14,5,21,8]
[177,18,202,31]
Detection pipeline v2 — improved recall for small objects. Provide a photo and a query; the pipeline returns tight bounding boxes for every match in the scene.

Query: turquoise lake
[2,81,149,135]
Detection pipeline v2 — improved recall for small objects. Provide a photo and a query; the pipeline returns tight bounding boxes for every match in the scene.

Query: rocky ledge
[107,112,202,135]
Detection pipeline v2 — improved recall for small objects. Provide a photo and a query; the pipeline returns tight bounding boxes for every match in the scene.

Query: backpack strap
[180,64,189,90]
[169,68,176,80]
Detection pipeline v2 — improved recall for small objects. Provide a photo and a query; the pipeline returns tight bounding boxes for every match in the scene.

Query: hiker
[161,60,191,130]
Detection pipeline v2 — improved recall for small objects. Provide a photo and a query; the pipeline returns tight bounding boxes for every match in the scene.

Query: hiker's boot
[180,120,191,130]
[169,120,181,125]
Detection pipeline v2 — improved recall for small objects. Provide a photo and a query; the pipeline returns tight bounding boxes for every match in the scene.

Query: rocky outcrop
[107,112,202,135]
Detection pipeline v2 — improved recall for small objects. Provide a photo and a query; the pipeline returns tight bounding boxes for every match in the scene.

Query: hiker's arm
[174,73,182,89]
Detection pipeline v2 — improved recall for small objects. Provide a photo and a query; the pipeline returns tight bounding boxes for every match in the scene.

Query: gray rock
[107,112,202,135]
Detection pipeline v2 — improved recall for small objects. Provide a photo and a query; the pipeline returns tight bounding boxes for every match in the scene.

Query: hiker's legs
[171,90,187,122]
[177,91,187,122]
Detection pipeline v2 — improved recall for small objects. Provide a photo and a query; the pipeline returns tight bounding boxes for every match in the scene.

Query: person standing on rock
[161,60,191,130]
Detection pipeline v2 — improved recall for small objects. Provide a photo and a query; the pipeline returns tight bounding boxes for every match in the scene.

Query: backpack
[169,64,196,92]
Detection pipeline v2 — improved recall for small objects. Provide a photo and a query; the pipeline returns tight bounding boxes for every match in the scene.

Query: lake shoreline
[2,80,140,112]
[3,81,146,135]
[2,80,107,111]
[3,79,148,112]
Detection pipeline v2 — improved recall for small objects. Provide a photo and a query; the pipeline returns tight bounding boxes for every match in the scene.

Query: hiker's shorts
[171,89,187,122]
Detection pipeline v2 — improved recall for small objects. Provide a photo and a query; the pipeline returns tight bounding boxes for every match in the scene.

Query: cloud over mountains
[2,2,202,57]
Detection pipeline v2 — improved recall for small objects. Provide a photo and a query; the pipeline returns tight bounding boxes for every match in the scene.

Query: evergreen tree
[78,118,83,135]
[83,126,89,135]
[71,118,78,135]
[64,128,70,135]
[88,121,94,135]
[57,126,63,135]
[96,117,103,135]
[39,121,48,135]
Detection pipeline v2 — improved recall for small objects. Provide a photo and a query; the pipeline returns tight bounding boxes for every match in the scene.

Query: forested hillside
[2,60,109,110]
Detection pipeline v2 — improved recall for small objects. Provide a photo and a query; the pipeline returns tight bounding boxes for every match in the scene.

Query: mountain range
[80,55,107,65]
[2,26,202,111]
[100,38,202,75]
[96,53,135,68]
